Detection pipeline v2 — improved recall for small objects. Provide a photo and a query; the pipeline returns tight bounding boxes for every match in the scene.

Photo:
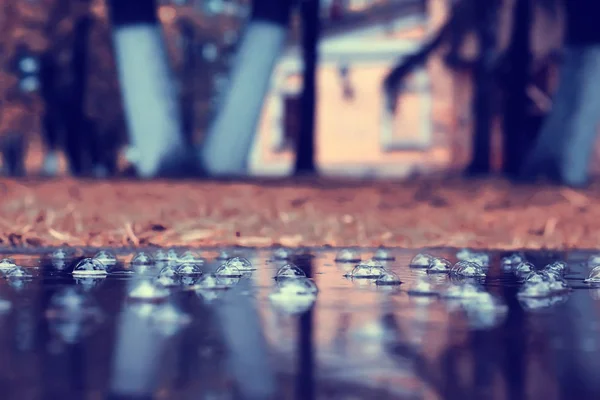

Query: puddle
[0,247,598,398]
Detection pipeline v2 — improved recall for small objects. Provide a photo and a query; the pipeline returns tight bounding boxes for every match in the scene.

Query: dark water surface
[0,247,598,400]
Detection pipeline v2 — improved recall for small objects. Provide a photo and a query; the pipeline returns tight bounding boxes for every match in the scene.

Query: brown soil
[0,177,597,250]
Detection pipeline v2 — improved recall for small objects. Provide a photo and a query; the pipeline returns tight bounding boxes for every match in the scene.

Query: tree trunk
[295,0,320,175]
[501,0,532,177]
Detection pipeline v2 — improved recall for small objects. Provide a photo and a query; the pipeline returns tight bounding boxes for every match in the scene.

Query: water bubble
[128,279,169,301]
[176,263,203,276]
[6,266,32,279]
[269,278,318,314]
[546,261,567,274]
[457,249,489,267]
[375,271,402,286]
[518,281,552,298]
[427,258,451,274]
[275,264,306,280]
[588,254,600,267]
[93,250,117,266]
[131,252,153,266]
[372,247,395,261]
[585,266,600,283]
[524,271,550,284]
[515,262,534,275]
[0,258,17,275]
[225,257,254,272]
[272,247,293,260]
[502,253,525,269]
[72,258,107,277]
[215,263,243,278]
[178,250,204,264]
[335,248,361,263]
[442,283,485,299]
[410,253,432,268]
[345,261,385,279]
[453,261,486,277]
[407,278,438,296]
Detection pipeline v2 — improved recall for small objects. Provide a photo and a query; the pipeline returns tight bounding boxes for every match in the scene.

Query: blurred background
[0,0,587,180]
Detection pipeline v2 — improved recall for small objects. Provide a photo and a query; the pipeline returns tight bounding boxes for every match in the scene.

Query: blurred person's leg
[107,0,191,178]
[199,0,294,176]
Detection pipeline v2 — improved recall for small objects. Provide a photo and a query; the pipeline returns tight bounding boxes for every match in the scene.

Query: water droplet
[427,258,451,274]
[375,271,402,286]
[272,247,293,260]
[452,261,486,277]
[407,278,438,296]
[93,250,117,266]
[225,257,254,271]
[6,266,32,279]
[515,262,534,275]
[72,258,107,277]
[128,280,169,301]
[275,264,306,280]
[335,248,361,263]
[442,283,485,299]
[586,265,600,283]
[131,252,153,266]
[345,262,385,279]
[215,263,243,278]
[409,253,432,268]
[0,258,17,275]
[502,253,525,269]
[372,247,395,261]
[588,254,600,267]
[175,263,203,276]
[269,278,318,314]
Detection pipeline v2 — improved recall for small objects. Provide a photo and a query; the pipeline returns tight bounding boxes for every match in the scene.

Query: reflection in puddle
[0,248,596,398]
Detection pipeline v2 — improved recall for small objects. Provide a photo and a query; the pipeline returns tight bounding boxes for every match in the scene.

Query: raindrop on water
[176,263,203,276]
[275,264,306,280]
[215,263,243,278]
[515,262,534,275]
[375,271,402,286]
[409,253,432,268]
[335,248,361,263]
[452,261,486,277]
[345,261,385,279]
[131,252,154,267]
[72,258,107,277]
[427,257,451,274]
[585,266,600,283]
[93,250,117,266]
[225,257,254,271]
[0,258,17,275]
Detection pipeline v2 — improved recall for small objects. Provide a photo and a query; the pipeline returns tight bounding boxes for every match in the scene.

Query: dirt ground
[0,176,598,250]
